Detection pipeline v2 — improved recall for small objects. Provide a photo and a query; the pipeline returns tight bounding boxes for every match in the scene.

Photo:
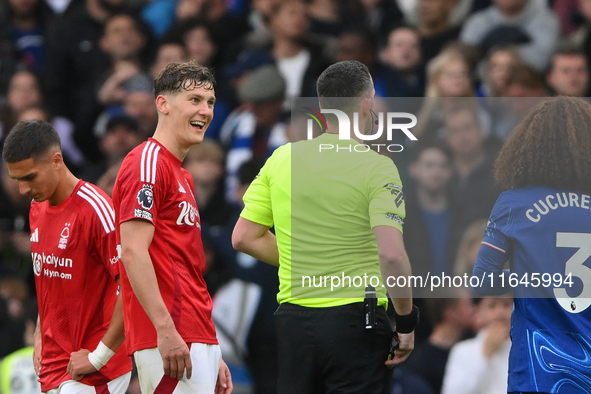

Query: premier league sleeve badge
[137,184,154,210]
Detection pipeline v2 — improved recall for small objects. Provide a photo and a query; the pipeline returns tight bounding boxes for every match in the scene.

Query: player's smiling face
[6,153,60,203]
[165,85,215,146]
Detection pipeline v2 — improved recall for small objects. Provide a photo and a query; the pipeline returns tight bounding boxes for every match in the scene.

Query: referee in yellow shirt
[232,60,418,394]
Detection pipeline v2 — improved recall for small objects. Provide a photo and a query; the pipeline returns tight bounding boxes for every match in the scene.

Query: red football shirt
[29,180,132,392]
[112,138,217,354]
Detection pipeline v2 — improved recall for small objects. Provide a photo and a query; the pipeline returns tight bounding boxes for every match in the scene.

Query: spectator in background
[505,63,548,98]
[17,105,85,171]
[95,159,122,198]
[416,0,460,65]
[174,0,248,62]
[0,277,28,358]
[404,140,455,281]
[553,0,584,37]
[333,27,377,72]
[0,32,22,100]
[490,64,547,141]
[306,0,341,37]
[233,158,279,394]
[94,75,157,140]
[378,26,424,97]
[405,291,475,394]
[140,0,177,39]
[441,296,512,394]
[246,0,330,103]
[306,0,360,37]
[169,18,221,70]
[220,64,288,203]
[0,0,49,74]
[42,0,131,162]
[96,13,149,107]
[83,115,145,183]
[414,49,490,142]
[246,0,280,40]
[477,45,523,99]
[183,139,239,266]
[460,0,560,72]
[203,49,277,140]
[149,40,189,79]
[425,49,473,98]
[0,70,42,137]
[546,46,590,97]
[359,0,403,39]
[568,0,591,53]
[397,0,474,31]
[0,299,40,394]
[121,78,158,138]
[219,48,275,110]
[444,105,502,259]
[0,161,31,277]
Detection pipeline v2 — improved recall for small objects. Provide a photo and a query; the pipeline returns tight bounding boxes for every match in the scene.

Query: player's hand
[157,326,192,380]
[33,331,42,376]
[385,332,414,367]
[215,359,233,394]
[67,349,97,380]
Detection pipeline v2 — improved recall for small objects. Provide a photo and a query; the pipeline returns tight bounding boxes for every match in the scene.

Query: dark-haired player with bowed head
[2,120,132,393]
[112,61,232,394]
[473,97,591,393]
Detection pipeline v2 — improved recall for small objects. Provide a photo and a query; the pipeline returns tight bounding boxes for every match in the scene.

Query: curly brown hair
[495,97,591,194]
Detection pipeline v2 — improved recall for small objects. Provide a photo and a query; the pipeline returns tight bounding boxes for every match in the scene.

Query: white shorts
[44,372,131,394]
[134,343,222,394]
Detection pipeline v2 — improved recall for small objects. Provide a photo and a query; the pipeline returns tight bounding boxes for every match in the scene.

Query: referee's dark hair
[3,120,61,163]
[317,60,373,114]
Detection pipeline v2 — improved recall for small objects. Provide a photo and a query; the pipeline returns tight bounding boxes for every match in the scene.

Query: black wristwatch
[394,305,420,334]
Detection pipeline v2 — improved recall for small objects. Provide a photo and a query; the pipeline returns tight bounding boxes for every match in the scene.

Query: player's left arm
[232,217,279,266]
[473,193,513,295]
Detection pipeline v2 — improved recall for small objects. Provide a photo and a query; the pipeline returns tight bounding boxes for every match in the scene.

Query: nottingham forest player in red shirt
[112,61,232,394]
[2,120,132,394]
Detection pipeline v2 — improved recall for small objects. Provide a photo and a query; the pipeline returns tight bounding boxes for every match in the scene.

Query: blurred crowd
[0,0,589,393]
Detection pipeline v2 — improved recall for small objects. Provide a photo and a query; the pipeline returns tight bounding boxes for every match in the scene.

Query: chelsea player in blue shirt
[473,97,591,394]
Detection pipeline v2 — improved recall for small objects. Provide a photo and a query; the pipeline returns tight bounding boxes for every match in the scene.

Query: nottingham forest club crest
[58,223,70,250]
[137,185,154,210]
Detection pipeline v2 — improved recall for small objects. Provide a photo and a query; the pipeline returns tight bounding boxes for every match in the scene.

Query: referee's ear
[360,97,371,119]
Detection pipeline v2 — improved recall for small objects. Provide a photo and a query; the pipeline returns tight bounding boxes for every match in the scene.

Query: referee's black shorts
[274,302,393,394]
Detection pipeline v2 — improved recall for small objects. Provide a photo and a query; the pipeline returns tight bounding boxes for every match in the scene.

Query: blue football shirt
[474,186,591,393]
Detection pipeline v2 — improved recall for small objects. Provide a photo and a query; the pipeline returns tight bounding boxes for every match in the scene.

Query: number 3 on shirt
[554,232,591,313]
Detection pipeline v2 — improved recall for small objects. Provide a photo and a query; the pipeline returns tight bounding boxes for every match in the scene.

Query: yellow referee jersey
[240,132,406,308]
